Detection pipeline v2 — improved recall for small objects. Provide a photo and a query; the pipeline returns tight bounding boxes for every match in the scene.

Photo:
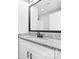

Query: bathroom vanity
[18,0,61,59]
[18,34,61,59]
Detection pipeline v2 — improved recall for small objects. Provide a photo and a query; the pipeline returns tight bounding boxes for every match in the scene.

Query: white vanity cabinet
[19,36,61,59]
[54,50,61,59]
[29,46,54,59]
[19,38,55,59]
[19,38,45,59]
[19,39,30,59]
[29,50,46,59]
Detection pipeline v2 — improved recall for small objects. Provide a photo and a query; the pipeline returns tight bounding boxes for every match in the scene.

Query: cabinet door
[19,38,30,59]
[30,48,54,59]
[54,50,61,59]
[19,38,55,59]
[30,51,46,59]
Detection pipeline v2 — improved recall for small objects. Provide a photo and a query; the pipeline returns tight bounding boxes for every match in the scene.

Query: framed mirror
[28,0,61,33]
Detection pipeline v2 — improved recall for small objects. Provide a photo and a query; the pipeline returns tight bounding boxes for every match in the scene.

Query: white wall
[49,11,61,30]
[18,0,28,34]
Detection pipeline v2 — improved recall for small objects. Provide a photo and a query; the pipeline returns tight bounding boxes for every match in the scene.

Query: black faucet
[37,32,43,38]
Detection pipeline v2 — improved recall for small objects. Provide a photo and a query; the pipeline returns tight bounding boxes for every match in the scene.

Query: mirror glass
[30,0,61,32]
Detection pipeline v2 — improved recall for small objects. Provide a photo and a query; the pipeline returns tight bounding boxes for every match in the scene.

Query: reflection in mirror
[30,0,61,32]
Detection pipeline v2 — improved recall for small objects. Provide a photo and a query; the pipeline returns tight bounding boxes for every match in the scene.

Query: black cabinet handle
[30,53,32,59]
[27,51,29,58]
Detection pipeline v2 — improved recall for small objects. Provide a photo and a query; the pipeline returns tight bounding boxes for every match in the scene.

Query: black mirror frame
[28,0,61,33]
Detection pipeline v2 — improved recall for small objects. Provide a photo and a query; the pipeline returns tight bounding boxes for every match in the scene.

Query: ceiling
[32,0,61,16]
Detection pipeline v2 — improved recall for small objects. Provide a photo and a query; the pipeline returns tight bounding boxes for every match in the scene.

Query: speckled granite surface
[18,33,61,50]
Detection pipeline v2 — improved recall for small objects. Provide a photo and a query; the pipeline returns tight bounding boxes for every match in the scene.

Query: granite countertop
[18,34,61,51]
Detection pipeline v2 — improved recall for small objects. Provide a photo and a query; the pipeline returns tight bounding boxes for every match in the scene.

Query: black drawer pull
[30,53,32,59]
[27,51,29,58]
